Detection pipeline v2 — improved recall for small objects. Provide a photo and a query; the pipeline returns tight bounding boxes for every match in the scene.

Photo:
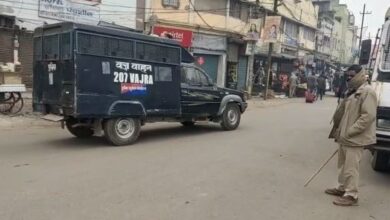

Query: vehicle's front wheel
[371,150,390,171]
[66,119,94,138]
[220,103,241,131]
[104,118,141,146]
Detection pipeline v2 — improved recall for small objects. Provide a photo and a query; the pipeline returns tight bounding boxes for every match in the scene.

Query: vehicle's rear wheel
[104,117,141,146]
[220,103,241,131]
[181,121,195,127]
[371,150,390,171]
[66,119,94,138]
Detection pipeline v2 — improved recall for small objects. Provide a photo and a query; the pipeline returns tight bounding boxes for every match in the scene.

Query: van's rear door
[33,29,74,115]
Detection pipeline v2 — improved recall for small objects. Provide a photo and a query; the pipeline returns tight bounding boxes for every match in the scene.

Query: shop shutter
[193,54,219,83]
[0,29,14,63]
[19,32,34,88]
[237,56,248,90]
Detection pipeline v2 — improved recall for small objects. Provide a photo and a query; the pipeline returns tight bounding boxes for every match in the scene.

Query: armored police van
[33,22,247,145]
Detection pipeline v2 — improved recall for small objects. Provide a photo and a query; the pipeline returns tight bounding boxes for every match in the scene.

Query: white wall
[0,0,137,30]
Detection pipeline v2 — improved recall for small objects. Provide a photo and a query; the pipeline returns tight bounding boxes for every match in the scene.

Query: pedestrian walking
[289,72,298,98]
[317,74,326,100]
[337,72,348,103]
[307,73,317,96]
[327,65,377,206]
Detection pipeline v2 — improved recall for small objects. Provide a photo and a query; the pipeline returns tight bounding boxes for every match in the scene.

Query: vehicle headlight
[377,119,390,130]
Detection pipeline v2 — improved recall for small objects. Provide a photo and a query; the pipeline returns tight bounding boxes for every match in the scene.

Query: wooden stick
[304,149,339,187]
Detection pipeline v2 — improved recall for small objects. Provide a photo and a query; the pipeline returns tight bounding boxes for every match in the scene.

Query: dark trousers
[317,88,325,100]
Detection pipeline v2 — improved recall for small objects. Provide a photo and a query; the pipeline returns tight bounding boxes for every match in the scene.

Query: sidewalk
[247,96,303,109]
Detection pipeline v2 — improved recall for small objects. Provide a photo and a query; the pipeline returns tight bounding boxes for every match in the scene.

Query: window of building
[304,28,315,41]
[194,0,226,16]
[162,0,179,8]
[43,35,59,60]
[61,33,71,60]
[155,66,173,82]
[284,20,299,39]
[230,0,241,19]
[229,0,249,22]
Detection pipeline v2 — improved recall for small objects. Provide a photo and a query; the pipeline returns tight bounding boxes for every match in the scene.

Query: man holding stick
[327,65,377,206]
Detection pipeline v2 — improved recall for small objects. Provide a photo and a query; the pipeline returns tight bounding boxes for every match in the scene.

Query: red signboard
[153,26,193,48]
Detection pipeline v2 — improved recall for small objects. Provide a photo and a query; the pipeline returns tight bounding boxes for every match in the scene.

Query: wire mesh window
[107,38,133,58]
[136,42,180,64]
[78,33,106,55]
[77,33,133,58]
[155,66,173,82]
[33,37,42,60]
[61,33,71,60]
[43,35,59,60]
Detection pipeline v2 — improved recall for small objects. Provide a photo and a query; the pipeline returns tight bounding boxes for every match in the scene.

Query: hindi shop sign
[38,0,100,24]
[153,26,193,48]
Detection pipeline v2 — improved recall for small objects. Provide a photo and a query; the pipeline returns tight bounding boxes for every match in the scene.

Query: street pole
[369,28,381,70]
[264,0,278,100]
[247,42,255,97]
[358,4,371,57]
[247,0,261,98]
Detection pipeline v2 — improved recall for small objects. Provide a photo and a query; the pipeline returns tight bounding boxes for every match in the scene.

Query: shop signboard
[192,33,227,51]
[153,26,193,48]
[38,0,100,24]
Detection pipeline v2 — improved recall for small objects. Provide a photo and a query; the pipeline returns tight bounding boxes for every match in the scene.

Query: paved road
[0,97,389,220]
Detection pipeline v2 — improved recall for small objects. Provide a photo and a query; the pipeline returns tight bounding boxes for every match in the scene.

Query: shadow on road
[137,124,223,144]
[42,124,225,149]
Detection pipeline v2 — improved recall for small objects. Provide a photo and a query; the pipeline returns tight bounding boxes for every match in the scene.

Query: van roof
[34,22,181,47]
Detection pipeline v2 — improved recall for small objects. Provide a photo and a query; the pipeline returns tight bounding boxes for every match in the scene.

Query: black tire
[371,150,390,171]
[104,118,141,146]
[220,103,241,131]
[66,119,94,138]
[181,121,195,127]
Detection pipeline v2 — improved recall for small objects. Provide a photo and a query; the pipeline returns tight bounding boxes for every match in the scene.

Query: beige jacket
[329,82,377,147]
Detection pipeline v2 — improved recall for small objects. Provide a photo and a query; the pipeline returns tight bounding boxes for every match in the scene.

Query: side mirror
[359,39,372,65]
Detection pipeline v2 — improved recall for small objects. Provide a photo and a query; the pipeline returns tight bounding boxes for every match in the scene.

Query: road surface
[0,97,389,220]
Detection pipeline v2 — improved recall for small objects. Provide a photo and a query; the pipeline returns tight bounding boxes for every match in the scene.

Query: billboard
[153,26,193,48]
[244,19,262,41]
[262,16,281,43]
[38,0,100,24]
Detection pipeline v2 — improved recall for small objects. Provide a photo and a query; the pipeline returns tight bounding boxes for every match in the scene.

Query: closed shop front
[19,32,34,87]
[193,54,219,83]
[237,56,248,90]
[0,28,14,64]
[192,33,227,87]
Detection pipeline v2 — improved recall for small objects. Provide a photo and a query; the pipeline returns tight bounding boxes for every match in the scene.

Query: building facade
[249,0,318,91]
[0,0,145,87]
[145,0,258,90]
[313,0,359,69]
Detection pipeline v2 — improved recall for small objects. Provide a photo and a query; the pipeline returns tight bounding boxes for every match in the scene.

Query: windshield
[378,69,390,82]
